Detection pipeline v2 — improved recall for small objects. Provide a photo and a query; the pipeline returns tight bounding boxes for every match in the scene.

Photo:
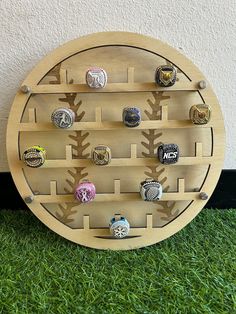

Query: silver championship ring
[86,67,107,89]
[155,65,177,87]
[51,108,75,129]
[109,217,130,238]
[22,145,46,168]
[140,179,163,201]
[158,143,179,164]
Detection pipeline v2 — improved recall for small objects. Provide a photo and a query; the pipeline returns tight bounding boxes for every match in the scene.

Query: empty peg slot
[95,107,102,122]
[60,68,68,84]
[66,145,73,160]
[83,215,90,230]
[177,178,185,193]
[50,181,57,196]
[195,142,203,157]
[114,179,121,194]
[161,105,168,120]
[146,214,153,229]
[127,67,135,83]
[130,144,137,159]
[28,108,36,123]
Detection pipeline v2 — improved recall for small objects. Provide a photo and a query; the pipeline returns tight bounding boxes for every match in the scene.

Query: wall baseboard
[0,170,235,210]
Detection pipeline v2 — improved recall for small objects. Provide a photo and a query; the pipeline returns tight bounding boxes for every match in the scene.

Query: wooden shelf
[18,120,213,131]
[30,178,200,203]
[34,191,200,203]
[30,81,199,94]
[32,156,212,168]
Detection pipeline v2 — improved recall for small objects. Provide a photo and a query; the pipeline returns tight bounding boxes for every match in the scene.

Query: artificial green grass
[0,209,235,314]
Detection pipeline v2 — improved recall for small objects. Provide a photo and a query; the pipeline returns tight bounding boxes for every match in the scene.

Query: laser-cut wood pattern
[6,32,225,250]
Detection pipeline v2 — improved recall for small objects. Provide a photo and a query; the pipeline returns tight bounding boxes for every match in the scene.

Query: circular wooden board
[6,32,225,250]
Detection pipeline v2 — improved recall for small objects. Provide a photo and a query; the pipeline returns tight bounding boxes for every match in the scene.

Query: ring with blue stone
[122,107,141,127]
[109,216,130,238]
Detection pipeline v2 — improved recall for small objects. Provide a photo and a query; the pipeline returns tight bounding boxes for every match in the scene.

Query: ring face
[92,145,111,165]
[155,65,177,87]
[86,67,107,88]
[122,107,141,127]
[189,104,211,124]
[22,145,46,168]
[75,181,96,203]
[109,217,130,238]
[158,144,179,164]
[140,179,162,201]
[51,108,75,128]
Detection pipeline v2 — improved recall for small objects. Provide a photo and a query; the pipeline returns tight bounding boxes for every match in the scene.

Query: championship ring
[22,145,46,168]
[189,104,211,125]
[75,180,96,203]
[158,144,179,164]
[109,217,130,238]
[51,108,75,129]
[122,107,141,127]
[86,67,107,88]
[155,65,177,87]
[140,179,162,201]
[92,145,111,165]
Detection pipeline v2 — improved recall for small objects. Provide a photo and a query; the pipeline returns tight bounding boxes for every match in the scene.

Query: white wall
[0,0,235,171]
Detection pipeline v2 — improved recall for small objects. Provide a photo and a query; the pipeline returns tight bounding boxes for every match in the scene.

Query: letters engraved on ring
[158,144,179,164]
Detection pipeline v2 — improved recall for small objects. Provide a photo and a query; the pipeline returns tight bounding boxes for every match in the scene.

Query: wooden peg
[66,145,73,160]
[161,104,168,120]
[195,142,203,157]
[114,179,121,194]
[114,214,121,221]
[146,214,153,229]
[28,108,36,123]
[60,68,68,84]
[130,144,137,159]
[127,67,134,83]
[95,107,102,122]
[83,215,90,230]
[50,181,57,196]
[177,178,185,193]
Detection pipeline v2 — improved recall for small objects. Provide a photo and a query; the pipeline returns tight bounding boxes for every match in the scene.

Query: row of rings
[51,104,211,129]
[75,178,162,204]
[22,143,180,168]
[85,65,177,88]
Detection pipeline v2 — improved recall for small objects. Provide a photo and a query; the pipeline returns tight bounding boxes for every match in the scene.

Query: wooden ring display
[6,32,225,250]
